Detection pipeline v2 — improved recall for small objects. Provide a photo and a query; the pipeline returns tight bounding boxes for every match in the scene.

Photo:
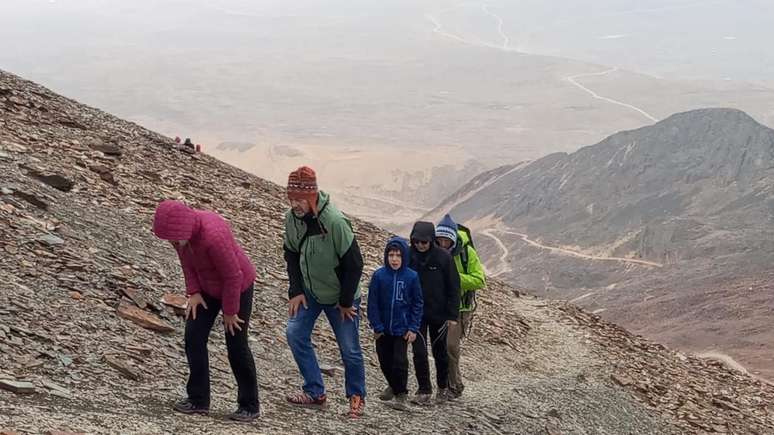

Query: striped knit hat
[436,214,458,247]
[153,200,198,240]
[287,166,320,215]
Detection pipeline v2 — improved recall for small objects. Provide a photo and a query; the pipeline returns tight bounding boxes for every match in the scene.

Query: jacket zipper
[185,244,205,289]
[389,271,397,332]
[295,211,324,298]
[304,237,314,296]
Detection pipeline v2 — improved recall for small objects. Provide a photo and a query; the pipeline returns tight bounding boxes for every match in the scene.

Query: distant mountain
[216,141,257,152]
[432,108,774,379]
[424,162,528,225]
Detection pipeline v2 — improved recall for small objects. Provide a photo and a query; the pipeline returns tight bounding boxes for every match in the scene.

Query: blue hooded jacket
[367,237,423,336]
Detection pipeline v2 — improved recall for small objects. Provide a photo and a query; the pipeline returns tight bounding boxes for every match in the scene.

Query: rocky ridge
[0,70,773,434]
[430,108,774,381]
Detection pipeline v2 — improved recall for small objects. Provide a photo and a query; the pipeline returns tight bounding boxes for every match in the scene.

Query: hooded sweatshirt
[283,191,364,307]
[409,221,461,323]
[367,237,423,336]
[153,200,256,315]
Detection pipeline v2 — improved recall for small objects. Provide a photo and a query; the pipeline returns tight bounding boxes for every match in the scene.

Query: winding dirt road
[565,68,659,122]
[425,3,520,52]
[481,228,664,274]
[480,4,510,50]
[425,4,659,124]
[481,228,512,277]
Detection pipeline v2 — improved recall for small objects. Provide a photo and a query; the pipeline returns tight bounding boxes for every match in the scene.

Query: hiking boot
[378,386,394,401]
[450,385,464,399]
[286,391,327,409]
[349,395,365,418]
[392,393,410,411]
[411,391,433,406]
[172,398,209,415]
[436,388,450,404]
[227,407,260,422]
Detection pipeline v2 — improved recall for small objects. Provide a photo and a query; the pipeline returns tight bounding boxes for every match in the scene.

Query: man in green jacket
[283,166,366,418]
[435,214,486,399]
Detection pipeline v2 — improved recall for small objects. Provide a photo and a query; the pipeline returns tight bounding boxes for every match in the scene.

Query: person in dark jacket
[367,237,423,410]
[408,221,461,405]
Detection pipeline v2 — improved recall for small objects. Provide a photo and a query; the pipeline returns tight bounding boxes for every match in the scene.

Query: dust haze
[1,0,773,229]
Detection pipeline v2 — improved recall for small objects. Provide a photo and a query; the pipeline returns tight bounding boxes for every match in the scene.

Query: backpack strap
[460,244,470,274]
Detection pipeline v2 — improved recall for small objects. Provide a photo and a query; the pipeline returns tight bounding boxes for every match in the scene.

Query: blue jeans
[286,295,366,399]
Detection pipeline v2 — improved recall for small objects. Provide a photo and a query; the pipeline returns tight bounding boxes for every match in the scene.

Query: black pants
[412,320,449,393]
[375,334,409,395]
[184,285,259,412]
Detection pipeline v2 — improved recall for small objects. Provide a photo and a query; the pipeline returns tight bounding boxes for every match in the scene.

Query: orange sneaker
[348,395,365,418]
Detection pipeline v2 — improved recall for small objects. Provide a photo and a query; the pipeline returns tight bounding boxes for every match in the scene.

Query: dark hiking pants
[184,285,259,412]
[412,320,449,393]
[376,334,409,395]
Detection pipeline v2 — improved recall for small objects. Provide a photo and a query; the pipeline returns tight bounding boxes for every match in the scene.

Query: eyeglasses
[412,240,431,246]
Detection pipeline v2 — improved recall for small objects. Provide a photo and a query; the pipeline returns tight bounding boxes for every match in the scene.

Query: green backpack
[457,223,475,274]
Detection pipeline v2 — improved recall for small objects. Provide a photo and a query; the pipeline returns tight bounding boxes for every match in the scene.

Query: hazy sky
[1,0,772,159]
[3,0,774,222]
[2,0,772,82]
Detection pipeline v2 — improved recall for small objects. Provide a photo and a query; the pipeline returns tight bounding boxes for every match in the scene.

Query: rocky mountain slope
[1,70,773,434]
[430,108,774,381]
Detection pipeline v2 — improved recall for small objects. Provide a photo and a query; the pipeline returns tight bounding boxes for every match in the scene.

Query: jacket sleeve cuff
[288,287,304,299]
[338,294,355,308]
[222,299,240,316]
[337,239,363,308]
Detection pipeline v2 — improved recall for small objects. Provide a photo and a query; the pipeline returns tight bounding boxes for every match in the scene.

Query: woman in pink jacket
[153,200,259,422]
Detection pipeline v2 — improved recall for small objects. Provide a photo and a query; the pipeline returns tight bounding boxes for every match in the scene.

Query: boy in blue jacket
[367,237,424,410]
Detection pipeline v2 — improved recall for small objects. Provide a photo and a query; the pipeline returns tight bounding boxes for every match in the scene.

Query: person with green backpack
[435,214,486,399]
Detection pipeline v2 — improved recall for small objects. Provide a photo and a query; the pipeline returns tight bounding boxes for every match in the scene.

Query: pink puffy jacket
[153,200,256,315]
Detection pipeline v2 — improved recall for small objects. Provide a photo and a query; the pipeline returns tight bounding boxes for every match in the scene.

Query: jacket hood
[316,191,330,212]
[451,227,471,256]
[383,236,409,271]
[410,221,436,242]
[438,214,457,231]
[153,200,199,241]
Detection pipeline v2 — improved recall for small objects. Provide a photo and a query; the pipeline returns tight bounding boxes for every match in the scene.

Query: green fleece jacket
[283,192,362,305]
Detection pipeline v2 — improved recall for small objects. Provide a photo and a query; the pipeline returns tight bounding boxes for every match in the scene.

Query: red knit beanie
[287,166,319,215]
[153,200,197,240]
